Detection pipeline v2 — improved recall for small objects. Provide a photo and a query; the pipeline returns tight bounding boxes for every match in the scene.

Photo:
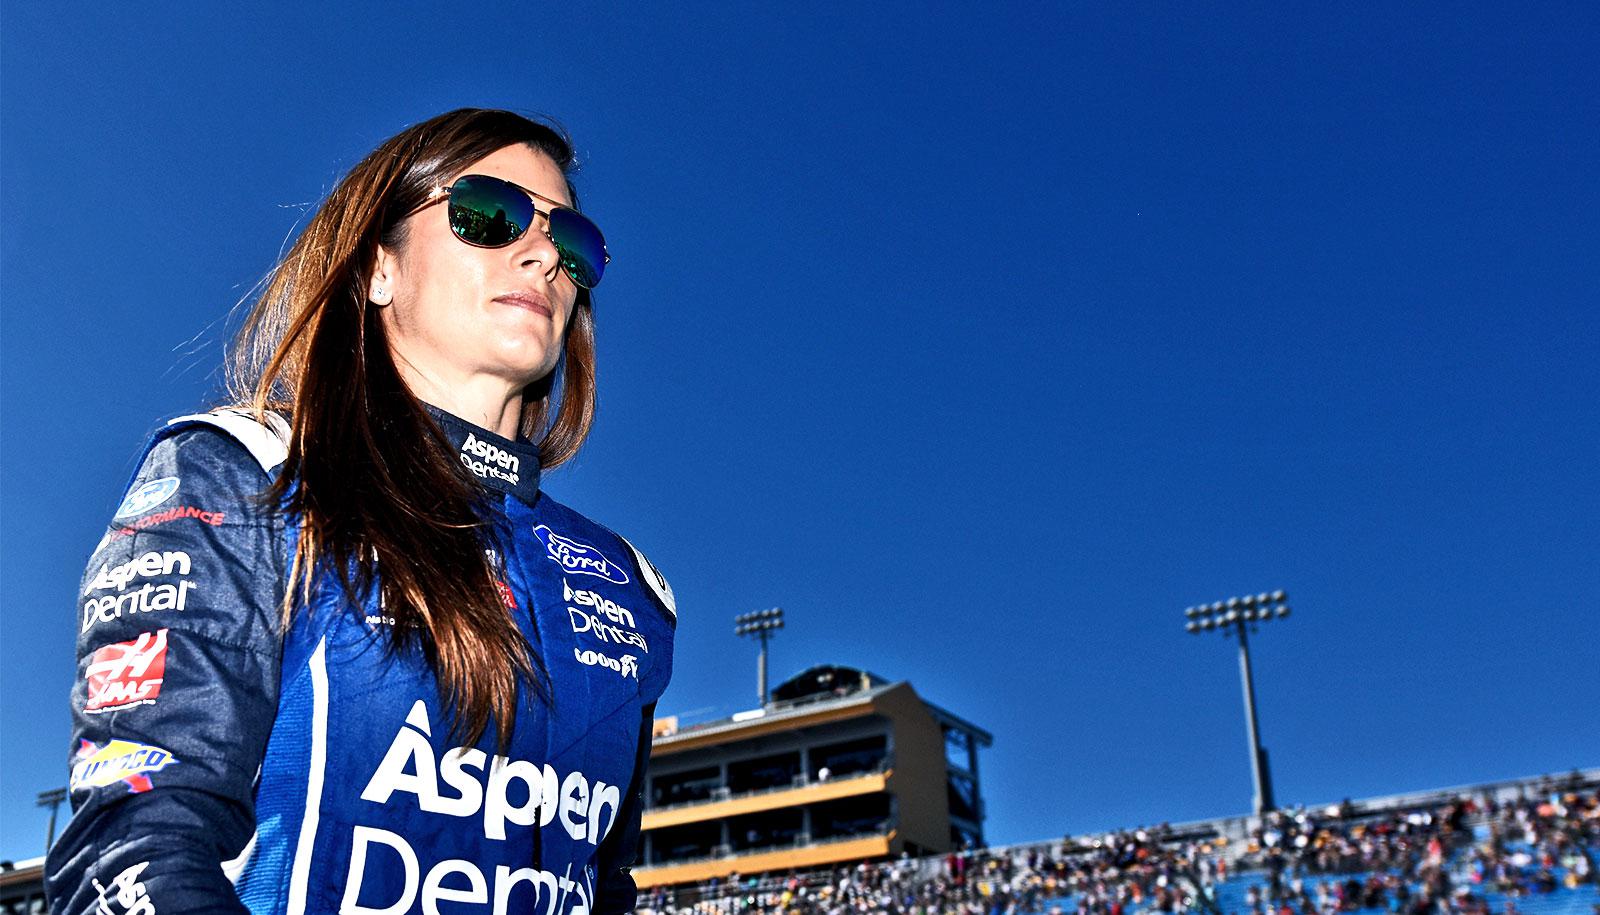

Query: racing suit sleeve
[592,703,658,915]
[45,424,287,915]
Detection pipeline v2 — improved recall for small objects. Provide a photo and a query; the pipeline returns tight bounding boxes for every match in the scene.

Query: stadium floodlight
[1183,589,1292,817]
[37,786,67,849]
[735,607,785,706]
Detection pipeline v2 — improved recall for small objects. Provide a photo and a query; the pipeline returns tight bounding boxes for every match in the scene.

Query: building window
[727,751,801,793]
[809,734,887,780]
[651,765,721,807]
[651,820,723,864]
[811,794,891,840]
[728,808,805,851]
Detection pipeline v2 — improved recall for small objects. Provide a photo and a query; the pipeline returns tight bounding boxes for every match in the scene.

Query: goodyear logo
[70,739,178,794]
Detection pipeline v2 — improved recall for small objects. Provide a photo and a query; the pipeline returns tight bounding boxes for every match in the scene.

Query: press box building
[635,665,992,888]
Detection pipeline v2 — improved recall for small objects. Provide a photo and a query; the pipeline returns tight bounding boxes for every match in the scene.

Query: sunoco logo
[533,525,629,584]
[114,477,179,519]
[70,739,177,794]
[460,432,520,486]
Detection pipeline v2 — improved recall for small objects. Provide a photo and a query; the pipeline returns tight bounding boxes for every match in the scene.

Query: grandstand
[638,768,1600,915]
[4,770,1593,913]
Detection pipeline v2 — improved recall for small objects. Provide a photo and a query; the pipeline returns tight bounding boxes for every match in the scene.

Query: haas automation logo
[85,629,169,713]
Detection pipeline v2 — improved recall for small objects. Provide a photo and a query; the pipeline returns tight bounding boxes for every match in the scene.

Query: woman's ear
[370,245,397,306]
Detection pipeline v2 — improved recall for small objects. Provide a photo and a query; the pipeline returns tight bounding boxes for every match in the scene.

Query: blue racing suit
[45,407,677,915]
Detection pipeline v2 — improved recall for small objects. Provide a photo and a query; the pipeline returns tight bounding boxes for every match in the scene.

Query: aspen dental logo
[91,861,153,915]
[70,739,178,794]
[533,525,629,584]
[565,578,649,653]
[114,477,180,519]
[344,700,619,914]
[82,550,196,633]
[460,432,520,486]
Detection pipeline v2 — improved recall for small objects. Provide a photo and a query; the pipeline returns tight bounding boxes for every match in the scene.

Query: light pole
[1185,590,1291,816]
[37,787,67,850]
[735,608,784,706]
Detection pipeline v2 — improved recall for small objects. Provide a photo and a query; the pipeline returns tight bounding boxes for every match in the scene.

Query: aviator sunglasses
[404,174,610,288]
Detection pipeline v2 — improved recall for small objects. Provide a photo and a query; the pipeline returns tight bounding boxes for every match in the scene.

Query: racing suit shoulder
[46,416,291,915]
[615,532,677,627]
[530,496,678,915]
[538,496,678,629]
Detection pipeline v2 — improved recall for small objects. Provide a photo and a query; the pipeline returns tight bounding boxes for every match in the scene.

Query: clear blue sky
[2,2,1596,865]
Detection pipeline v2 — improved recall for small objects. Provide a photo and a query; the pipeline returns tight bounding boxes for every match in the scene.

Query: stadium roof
[654,664,993,753]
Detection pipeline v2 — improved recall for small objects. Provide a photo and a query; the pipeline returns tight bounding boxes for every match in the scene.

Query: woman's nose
[512,215,563,282]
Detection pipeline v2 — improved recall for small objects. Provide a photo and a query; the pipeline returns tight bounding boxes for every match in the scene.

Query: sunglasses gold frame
[400,174,610,287]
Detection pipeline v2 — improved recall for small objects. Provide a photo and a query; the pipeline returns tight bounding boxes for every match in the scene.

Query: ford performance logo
[533,525,629,584]
[114,477,180,519]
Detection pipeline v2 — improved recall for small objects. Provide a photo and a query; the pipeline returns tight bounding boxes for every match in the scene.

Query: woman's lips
[493,292,552,318]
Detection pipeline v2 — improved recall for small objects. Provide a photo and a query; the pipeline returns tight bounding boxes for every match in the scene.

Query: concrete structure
[0,856,45,914]
[636,665,994,888]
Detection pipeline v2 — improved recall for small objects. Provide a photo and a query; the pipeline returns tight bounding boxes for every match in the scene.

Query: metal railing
[647,825,893,869]
[647,760,892,814]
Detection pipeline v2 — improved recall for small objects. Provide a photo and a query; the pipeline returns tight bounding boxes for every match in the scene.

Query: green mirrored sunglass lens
[448,177,533,246]
[549,207,607,288]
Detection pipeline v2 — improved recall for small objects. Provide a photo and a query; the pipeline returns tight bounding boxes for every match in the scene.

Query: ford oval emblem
[533,524,630,584]
[114,477,180,520]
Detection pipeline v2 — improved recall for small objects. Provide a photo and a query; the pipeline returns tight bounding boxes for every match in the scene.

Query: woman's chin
[487,348,562,388]
[476,316,567,382]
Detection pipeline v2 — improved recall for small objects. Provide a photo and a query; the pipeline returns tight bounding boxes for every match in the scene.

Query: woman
[46,109,676,915]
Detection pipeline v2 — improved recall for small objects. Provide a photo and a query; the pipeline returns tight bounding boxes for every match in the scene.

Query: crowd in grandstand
[642,781,1598,915]
[1243,783,1599,914]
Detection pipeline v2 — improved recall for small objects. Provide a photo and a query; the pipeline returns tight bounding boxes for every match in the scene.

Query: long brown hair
[228,109,597,746]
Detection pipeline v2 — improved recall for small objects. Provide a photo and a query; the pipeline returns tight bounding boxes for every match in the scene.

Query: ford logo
[533,525,629,584]
[114,477,180,519]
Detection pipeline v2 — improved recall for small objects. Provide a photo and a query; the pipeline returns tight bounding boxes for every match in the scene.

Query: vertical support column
[1235,623,1274,814]
[1185,592,1288,817]
[736,609,783,706]
[758,630,769,705]
[965,729,982,830]
[37,787,67,851]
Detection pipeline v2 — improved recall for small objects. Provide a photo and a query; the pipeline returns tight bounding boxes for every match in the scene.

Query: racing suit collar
[423,404,542,505]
